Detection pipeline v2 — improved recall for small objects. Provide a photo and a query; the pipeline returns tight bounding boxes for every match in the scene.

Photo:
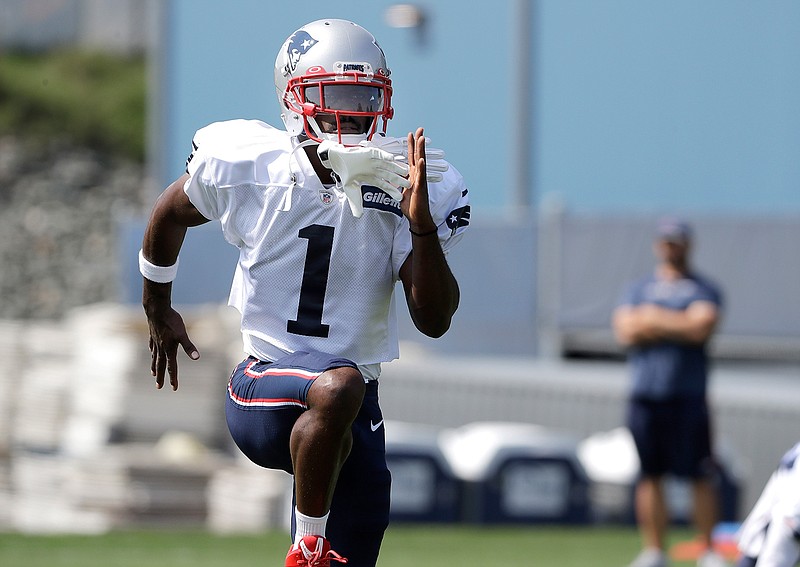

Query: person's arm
[613,304,659,347]
[613,301,719,347]
[398,128,460,338]
[141,173,210,390]
[636,301,719,344]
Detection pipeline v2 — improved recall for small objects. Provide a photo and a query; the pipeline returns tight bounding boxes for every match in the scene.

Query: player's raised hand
[146,304,199,391]
[402,128,437,235]
[317,141,410,217]
[361,135,449,183]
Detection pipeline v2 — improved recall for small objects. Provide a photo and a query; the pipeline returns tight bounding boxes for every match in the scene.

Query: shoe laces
[293,539,347,567]
[296,550,347,567]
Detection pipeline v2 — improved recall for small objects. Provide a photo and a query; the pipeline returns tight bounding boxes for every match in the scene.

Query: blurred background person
[613,218,726,567]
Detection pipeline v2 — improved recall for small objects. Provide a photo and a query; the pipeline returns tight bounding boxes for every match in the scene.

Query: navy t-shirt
[618,272,723,400]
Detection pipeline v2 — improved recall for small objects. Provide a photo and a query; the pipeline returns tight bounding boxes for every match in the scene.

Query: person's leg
[323,381,391,567]
[224,352,361,564]
[635,475,669,551]
[290,365,365,517]
[671,397,729,567]
[692,477,718,549]
[673,397,718,551]
[628,398,670,560]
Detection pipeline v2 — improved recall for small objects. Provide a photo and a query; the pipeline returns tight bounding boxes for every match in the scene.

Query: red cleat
[285,536,347,567]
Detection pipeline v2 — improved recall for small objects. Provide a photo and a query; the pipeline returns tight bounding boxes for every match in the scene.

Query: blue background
[158,0,800,216]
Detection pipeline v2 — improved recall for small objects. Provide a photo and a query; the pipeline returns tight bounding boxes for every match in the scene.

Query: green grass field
[0,525,719,567]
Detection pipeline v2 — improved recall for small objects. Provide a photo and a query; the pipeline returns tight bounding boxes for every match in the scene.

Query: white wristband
[139,249,179,283]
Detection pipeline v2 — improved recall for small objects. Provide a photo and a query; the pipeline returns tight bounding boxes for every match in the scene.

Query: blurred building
[0,0,152,54]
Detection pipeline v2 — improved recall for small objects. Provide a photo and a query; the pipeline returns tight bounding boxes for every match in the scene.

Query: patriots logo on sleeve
[445,205,470,234]
[283,31,318,75]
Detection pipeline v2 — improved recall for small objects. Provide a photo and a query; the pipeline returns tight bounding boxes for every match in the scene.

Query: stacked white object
[0,320,23,529]
[2,303,254,533]
[0,460,10,529]
[118,438,230,528]
[206,453,292,534]
[64,303,240,450]
[12,322,73,451]
[0,320,24,457]
[61,303,139,457]
[64,304,241,529]
[6,321,86,531]
[10,450,115,534]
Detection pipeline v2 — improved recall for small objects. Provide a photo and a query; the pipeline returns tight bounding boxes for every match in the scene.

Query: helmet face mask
[274,19,393,145]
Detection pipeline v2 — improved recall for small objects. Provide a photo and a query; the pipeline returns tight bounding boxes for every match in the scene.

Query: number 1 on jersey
[287,224,334,337]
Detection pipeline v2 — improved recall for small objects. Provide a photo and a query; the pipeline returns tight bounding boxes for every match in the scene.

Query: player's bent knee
[309,366,365,413]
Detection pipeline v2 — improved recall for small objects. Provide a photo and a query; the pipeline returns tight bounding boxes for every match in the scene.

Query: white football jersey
[183,119,470,376]
[737,441,800,565]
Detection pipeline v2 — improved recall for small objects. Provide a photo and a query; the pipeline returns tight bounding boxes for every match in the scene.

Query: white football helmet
[274,19,394,145]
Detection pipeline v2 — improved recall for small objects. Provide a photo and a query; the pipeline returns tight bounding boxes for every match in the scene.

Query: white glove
[318,141,410,218]
[361,135,449,183]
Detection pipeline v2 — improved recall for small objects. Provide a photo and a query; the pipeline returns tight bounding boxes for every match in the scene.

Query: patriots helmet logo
[445,205,471,234]
[283,31,318,75]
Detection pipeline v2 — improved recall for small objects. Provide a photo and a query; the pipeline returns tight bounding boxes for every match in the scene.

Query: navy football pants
[225,352,391,567]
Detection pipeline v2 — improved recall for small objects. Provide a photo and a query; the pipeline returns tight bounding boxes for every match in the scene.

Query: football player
[736,442,800,566]
[140,18,470,567]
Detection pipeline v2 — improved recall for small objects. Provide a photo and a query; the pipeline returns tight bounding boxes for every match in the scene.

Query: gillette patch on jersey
[361,186,402,216]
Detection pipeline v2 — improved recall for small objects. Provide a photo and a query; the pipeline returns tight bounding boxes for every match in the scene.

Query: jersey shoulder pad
[187,120,292,184]
[191,119,290,158]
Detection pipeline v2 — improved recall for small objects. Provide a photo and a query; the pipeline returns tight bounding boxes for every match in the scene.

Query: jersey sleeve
[390,162,471,278]
[427,163,471,253]
[183,124,231,222]
[180,120,288,248]
[182,124,255,249]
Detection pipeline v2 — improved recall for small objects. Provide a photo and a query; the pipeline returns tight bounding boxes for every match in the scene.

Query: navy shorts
[626,396,714,479]
[225,352,391,567]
